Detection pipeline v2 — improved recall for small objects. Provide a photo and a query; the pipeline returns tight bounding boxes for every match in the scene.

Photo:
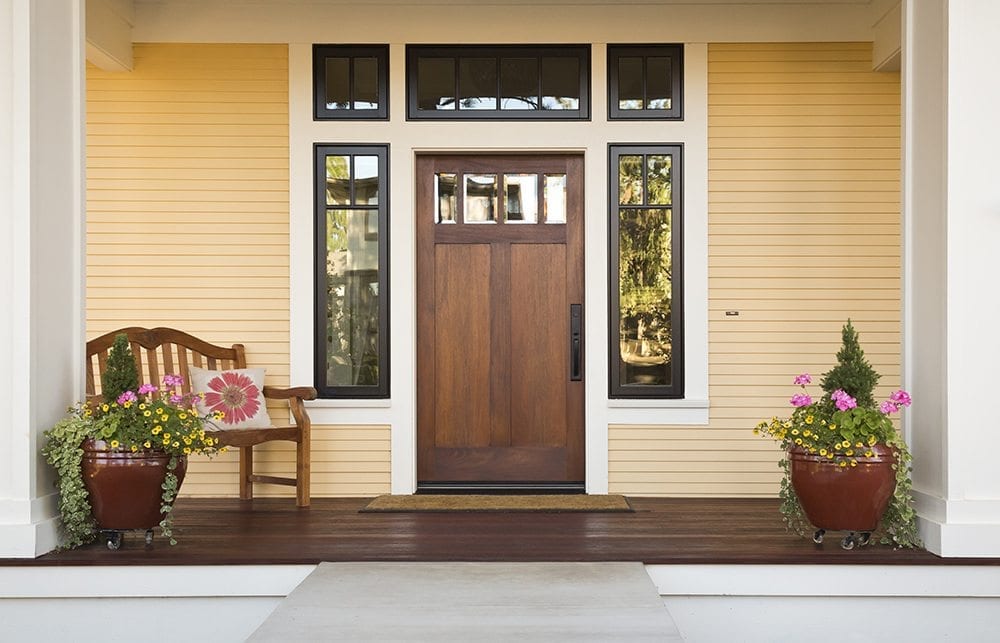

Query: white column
[0,0,86,557]
[904,0,1000,557]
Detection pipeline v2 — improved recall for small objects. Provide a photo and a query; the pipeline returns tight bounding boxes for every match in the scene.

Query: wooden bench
[86,327,316,507]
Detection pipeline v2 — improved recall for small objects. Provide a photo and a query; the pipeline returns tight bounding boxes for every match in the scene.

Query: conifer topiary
[101,333,139,403]
[820,319,879,408]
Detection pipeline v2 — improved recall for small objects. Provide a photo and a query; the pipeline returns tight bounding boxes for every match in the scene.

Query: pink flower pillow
[189,366,272,429]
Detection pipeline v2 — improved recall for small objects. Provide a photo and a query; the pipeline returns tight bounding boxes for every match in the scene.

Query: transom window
[608,45,683,120]
[406,45,591,120]
[434,172,567,224]
[313,45,389,120]
[609,144,684,398]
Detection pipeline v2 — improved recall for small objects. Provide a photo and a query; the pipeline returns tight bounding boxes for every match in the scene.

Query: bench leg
[239,446,253,500]
[296,433,310,508]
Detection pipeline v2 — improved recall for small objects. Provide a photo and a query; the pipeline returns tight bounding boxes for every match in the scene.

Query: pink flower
[138,383,157,395]
[793,373,812,385]
[880,400,899,415]
[169,394,184,404]
[890,390,912,407]
[163,374,184,387]
[116,391,137,404]
[833,390,857,411]
[203,371,261,425]
[790,394,813,407]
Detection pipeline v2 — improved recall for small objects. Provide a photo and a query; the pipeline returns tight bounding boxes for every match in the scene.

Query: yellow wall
[86,43,390,497]
[609,42,902,496]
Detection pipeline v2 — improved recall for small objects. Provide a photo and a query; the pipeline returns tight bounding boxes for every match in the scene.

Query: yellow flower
[794,438,803,445]
[829,424,836,431]
[155,407,163,414]
[802,430,811,437]
[143,410,152,417]
[855,442,864,448]
[139,403,147,410]
[839,461,847,468]
[791,429,799,436]
[805,415,814,425]
[850,460,858,467]
[131,445,138,452]
[162,437,170,445]
[163,433,171,441]
[783,421,792,429]
[110,440,119,448]
[144,440,151,448]
[123,401,132,409]
[753,428,760,435]
[865,450,874,457]
[172,441,179,448]
[868,435,877,446]
[152,426,162,435]
[845,450,854,456]
[101,404,109,412]
[179,413,187,420]
[183,447,191,455]
[819,449,828,456]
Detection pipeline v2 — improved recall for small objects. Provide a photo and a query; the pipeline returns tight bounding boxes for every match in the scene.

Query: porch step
[248,562,683,642]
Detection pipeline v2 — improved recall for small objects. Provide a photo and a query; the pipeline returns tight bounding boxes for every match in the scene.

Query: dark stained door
[416,154,585,488]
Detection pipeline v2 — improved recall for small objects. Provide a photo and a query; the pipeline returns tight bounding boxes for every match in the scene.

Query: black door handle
[570,304,582,381]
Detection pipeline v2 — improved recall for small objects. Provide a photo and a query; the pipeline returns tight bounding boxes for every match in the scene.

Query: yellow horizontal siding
[610,42,902,498]
[86,43,390,498]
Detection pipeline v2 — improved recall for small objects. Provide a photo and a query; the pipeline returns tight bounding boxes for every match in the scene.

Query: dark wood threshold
[4,497,997,567]
[416,482,586,494]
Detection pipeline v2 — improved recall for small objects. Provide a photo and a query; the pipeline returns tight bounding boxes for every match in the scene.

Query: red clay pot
[788,444,896,532]
[81,439,187,530]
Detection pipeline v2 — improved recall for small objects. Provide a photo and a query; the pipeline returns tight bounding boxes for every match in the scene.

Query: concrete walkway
[248,562,683,642]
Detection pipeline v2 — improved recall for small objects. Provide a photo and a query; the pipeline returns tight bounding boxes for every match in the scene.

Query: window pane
[325,155,351,205]
[417,57,456,110]
[543,174,567,224]
[618,155,643,205]
[353,57,379,110]
[618,208,673,387]
[617,56,643,110]
[354,156,379,205]
[325,57,351,110]
[504,174,538,223]
[436,173,458,223]
[464,174,497,223]
[647,155,672,205]
[541,57,580,110]
[500,57,539,110]
[325,209,381,387]
[646,56,672,110]
[459,57,497,110]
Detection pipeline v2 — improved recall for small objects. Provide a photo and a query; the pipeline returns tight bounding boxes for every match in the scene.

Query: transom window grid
[314,144,390,399]
[607,45,683,121]
[608,144,684,399]
[406,45,591,121]
[434,171,568,225]
[313,45,389,120]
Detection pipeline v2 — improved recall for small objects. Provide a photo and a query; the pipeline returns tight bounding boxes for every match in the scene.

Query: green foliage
[40,409,97,549]
[101,334,139,404]
[820,319,880,408]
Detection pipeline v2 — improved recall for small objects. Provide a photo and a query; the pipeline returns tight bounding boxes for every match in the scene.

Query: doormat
[360,494,633,513]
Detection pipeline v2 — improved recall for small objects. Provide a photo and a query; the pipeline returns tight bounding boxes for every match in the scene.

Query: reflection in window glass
[544,174,567,224]
[541,57,580,110]
[325,208,381,388]
[326,155,351,205]
[435,173,458,223]
[618,208,673,387]
[617,56,643,110]
[459,57,497,110]
[647,156,672,205]
[504,174,538,223]
[353,57,379,110]
[500,57,539,110]
[417,57,456,110]
[464,174,497,223]
[618,156,643,205]
[325,57,351,109]
[354,156,379,205]
[646,56,672,110]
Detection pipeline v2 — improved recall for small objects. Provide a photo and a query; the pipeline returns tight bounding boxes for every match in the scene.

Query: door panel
[416,154,584,488]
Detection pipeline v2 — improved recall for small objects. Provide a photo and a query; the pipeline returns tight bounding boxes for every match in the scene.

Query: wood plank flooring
[6,497,996,567]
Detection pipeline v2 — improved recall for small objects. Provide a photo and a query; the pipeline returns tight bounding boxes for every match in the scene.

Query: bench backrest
[86,327,247,400]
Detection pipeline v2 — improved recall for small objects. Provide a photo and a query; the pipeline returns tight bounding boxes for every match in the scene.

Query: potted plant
[42,334,225,549]
[754,320,921,549]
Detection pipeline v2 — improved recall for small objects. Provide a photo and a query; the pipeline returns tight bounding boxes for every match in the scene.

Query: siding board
[609,43,902,497]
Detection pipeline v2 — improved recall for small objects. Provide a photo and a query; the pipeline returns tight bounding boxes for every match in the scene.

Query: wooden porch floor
[7,497,998,566]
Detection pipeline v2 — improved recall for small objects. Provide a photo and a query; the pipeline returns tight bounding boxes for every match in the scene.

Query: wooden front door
[416,154,585,490]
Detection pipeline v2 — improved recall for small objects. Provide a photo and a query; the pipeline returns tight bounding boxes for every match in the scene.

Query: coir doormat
[360,494,633,513]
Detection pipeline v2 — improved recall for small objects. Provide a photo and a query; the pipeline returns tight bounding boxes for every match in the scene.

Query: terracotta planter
[81,439,187,530]
[788,444,896,532]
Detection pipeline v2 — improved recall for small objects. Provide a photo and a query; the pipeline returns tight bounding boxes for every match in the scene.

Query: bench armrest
[263,385,318,401]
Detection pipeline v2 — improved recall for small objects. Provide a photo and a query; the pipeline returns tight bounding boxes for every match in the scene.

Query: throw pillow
[188,365,272,429]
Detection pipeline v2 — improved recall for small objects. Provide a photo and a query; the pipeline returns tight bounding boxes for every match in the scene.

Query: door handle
[570,304,582,381]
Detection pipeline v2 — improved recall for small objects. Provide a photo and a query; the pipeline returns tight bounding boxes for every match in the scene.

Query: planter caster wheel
[840,533,856,550]
[145,529,154,546]
[857,532,872,547]
[812,529,825,544]
[105,531,123,551]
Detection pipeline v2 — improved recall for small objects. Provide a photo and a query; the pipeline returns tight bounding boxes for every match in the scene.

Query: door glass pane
[618,208,673,386]
[417,57,456,110]
[646,56,672,110]
[647,155,672,205]
[504,174,538,223]
[618,155,643,205]
[354,156,379,205]
[500,57,539,110]
[353,57,379,110]
[541,57,580,110]
[325,155,351,205]
[617,56,643,110]
[459,57,497,110]
[464,174,497,223]
[325,209,381,387]
[324,57,351,110]
[435,173,458,223]
[543,174,567,224]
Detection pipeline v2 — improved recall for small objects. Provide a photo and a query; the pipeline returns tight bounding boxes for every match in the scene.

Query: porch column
[0,0,85,557]
[903,0,1000,557]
